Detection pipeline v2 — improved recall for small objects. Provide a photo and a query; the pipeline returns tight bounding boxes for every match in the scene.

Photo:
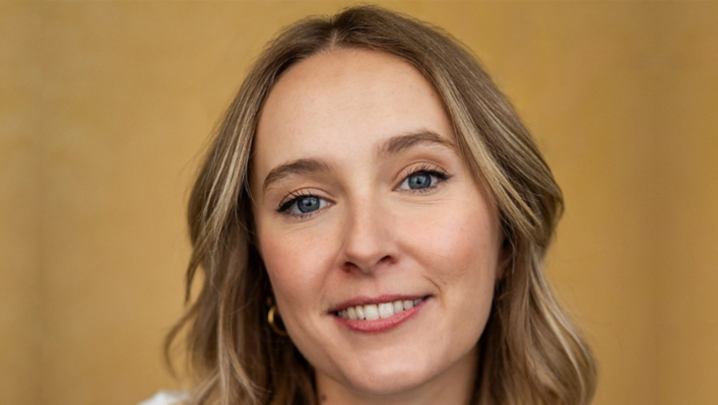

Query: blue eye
[295,196,322,213]
[406,172,432,189]
[398,169,449,191]
[278,193,328,217]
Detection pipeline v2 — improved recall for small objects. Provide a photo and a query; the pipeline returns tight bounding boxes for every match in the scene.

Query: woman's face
[250,49,502,399]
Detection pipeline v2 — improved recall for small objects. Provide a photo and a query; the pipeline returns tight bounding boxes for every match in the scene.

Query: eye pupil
[408,173,431,189]
[297,196,320,213]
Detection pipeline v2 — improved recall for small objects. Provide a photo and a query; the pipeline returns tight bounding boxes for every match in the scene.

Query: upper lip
[328,294,429,313]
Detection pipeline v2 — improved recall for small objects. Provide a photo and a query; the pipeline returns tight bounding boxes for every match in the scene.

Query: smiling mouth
[334,297,428,321]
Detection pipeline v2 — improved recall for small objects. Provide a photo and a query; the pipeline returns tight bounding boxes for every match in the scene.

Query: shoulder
[137,390,191,405]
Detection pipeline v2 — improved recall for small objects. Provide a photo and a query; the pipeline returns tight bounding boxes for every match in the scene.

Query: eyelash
[276,189,323,219]
[399,163,451,195]
[276,164,452,219]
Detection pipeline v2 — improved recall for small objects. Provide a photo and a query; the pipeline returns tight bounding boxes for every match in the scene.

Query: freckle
[321,394,327,402]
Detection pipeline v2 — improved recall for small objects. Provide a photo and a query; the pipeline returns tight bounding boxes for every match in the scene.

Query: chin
[338,357,435,396]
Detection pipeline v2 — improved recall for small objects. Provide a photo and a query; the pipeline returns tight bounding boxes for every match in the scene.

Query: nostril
[378,255,396,266]
[342,254,395,274]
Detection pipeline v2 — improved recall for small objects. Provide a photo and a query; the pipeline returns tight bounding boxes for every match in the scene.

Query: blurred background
[2,1,717,404]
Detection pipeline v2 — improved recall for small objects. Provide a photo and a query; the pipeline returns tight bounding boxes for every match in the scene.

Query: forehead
[252,48,455,178]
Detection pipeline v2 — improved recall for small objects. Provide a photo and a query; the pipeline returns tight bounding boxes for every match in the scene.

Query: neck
[314,346,478,405]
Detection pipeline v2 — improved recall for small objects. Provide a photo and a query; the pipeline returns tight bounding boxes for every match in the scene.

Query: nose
[338,197,396,274]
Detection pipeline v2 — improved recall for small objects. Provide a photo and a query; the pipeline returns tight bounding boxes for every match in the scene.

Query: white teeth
[364,304,379,321]
[378,303,395,319]
[336,297,426,320]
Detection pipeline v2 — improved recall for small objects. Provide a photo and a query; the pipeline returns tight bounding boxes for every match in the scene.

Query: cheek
[257,226,333,309]
[401,198,500,287]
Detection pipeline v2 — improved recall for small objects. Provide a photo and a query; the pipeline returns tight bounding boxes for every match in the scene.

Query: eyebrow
[377,130,455,158]
[262,158,333,194]
[261,130,455,194]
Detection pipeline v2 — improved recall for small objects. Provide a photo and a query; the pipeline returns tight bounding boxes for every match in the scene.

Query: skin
[250,48,503,405]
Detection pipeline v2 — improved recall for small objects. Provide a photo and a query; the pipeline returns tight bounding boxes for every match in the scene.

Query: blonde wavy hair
[166,4,597,405]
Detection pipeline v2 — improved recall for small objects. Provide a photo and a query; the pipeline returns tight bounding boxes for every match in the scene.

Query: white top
[137,390,190,405]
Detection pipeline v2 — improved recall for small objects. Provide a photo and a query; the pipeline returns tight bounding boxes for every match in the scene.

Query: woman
[149,4,597,405]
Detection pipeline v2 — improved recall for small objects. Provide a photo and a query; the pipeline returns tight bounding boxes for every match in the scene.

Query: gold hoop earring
[268,304,289,336]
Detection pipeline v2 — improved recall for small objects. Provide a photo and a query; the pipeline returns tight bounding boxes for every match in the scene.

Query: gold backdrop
[2,1,717,405]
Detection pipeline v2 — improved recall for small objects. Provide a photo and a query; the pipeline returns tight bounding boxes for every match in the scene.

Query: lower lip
[332,298,429,334]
